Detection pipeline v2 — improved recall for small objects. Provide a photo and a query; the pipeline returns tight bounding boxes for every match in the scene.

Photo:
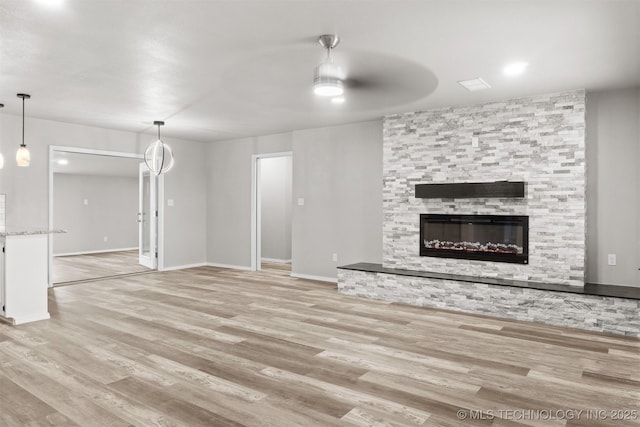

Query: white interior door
[139,163,157,269]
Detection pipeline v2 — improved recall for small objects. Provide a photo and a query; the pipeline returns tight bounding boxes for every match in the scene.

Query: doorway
[48,146,164,285]
[251,152,293,271]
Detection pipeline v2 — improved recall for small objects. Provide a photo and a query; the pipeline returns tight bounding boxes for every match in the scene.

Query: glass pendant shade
[144,121,175,176]
[144,138,174,175]
[16,145,30,167]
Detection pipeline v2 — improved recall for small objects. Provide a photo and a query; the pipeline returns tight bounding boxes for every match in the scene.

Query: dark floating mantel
[415,181,525,199]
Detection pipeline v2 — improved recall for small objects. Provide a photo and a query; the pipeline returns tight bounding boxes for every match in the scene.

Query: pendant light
[16,93,31,167]
[144,120,174,175]
[0,103,4,170]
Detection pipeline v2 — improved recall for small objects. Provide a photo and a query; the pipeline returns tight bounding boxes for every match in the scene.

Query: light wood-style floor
[1,264,638,426]
[53,250,151,284]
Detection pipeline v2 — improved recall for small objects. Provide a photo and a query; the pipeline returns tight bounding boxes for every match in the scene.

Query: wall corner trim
[160,262,207,272]
[205,262,253,271]
[290,272,338,283]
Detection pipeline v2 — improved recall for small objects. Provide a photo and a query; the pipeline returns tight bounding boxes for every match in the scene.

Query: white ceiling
[1,0,638,143]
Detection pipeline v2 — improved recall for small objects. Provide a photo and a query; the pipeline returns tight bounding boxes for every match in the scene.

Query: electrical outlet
[332,253,338,262]
[103,236,108,242]
[167,199,174,207]
[607,254,616,266]
[297,198,305,206]
[83,199,89,205]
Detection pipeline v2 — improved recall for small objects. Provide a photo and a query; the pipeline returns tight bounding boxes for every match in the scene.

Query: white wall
[586,87,640,287]
[291,121,383,279]
[206,121,383,279]
[260,156,292,262]
[0,115,207,269]
[206,133,293,268]
[53,174,138,255]
[161,135,207,268]
[1,89,634,284]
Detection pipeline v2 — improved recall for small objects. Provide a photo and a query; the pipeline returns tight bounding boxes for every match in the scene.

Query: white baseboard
[205,262,253,271]
[290,272,338,283]
[160,262,207,272]
[11,312,51,325]
[261,258,292,264]
[54,247,138,257]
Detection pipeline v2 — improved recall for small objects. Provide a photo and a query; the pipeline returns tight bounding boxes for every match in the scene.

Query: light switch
[168,199,174,207]
[471,136,479,147]
[83,199,89,205]
[297,198,305,206]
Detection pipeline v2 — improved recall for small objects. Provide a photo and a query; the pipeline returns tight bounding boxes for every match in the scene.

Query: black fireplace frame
[420,214,529,264]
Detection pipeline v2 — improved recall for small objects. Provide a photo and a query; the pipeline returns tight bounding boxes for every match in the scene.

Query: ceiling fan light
[313,63,344,96]
[313,81,344,97]
[16,145,31,167]
[313,37,345,97]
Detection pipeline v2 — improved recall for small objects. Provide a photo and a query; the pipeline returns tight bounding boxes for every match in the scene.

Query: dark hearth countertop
[338,263,640,300]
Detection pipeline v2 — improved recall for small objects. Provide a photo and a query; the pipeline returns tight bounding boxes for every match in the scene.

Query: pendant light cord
[21,96,25,147]
[158,123,165,172]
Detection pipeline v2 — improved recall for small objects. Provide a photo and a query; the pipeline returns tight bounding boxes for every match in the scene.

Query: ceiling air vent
[458,78,491,92]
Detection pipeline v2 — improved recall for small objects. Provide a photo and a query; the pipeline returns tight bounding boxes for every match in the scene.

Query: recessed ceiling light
[57,159,68,165]
[503,62,528,77]
[331,96,345,104]
[457,78,491,92]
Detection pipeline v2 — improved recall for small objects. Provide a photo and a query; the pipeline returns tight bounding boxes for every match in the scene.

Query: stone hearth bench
[337,263,640,337]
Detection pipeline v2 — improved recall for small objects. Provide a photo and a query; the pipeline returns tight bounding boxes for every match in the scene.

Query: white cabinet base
[1,234,50,325]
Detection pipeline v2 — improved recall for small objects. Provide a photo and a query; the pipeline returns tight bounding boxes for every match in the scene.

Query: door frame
[250,151,292,271]
[48,145,165,286]
[138,163,157,269]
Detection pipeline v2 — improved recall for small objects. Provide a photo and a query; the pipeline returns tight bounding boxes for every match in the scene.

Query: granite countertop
[0,228,67,237]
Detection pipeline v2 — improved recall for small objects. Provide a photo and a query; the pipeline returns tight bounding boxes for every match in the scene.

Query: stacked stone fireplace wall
[383,90,586,286]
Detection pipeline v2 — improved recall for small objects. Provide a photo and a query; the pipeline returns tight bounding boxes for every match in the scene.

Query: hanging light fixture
[16,93,31,167]
[313,34,345,97]
[0,103,4,170]
[144,120,174,175]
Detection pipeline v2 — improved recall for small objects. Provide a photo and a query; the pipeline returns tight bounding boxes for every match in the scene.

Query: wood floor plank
[53,249,150,284]
[1,361,129,426]
[0,371,66,426]
[108,376,244,427]
[0,262,637,426]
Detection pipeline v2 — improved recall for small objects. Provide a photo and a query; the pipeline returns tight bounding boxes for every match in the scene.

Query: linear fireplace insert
[420,214,529,264]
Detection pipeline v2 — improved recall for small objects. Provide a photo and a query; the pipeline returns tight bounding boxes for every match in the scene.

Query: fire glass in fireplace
[420,214,529,264]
